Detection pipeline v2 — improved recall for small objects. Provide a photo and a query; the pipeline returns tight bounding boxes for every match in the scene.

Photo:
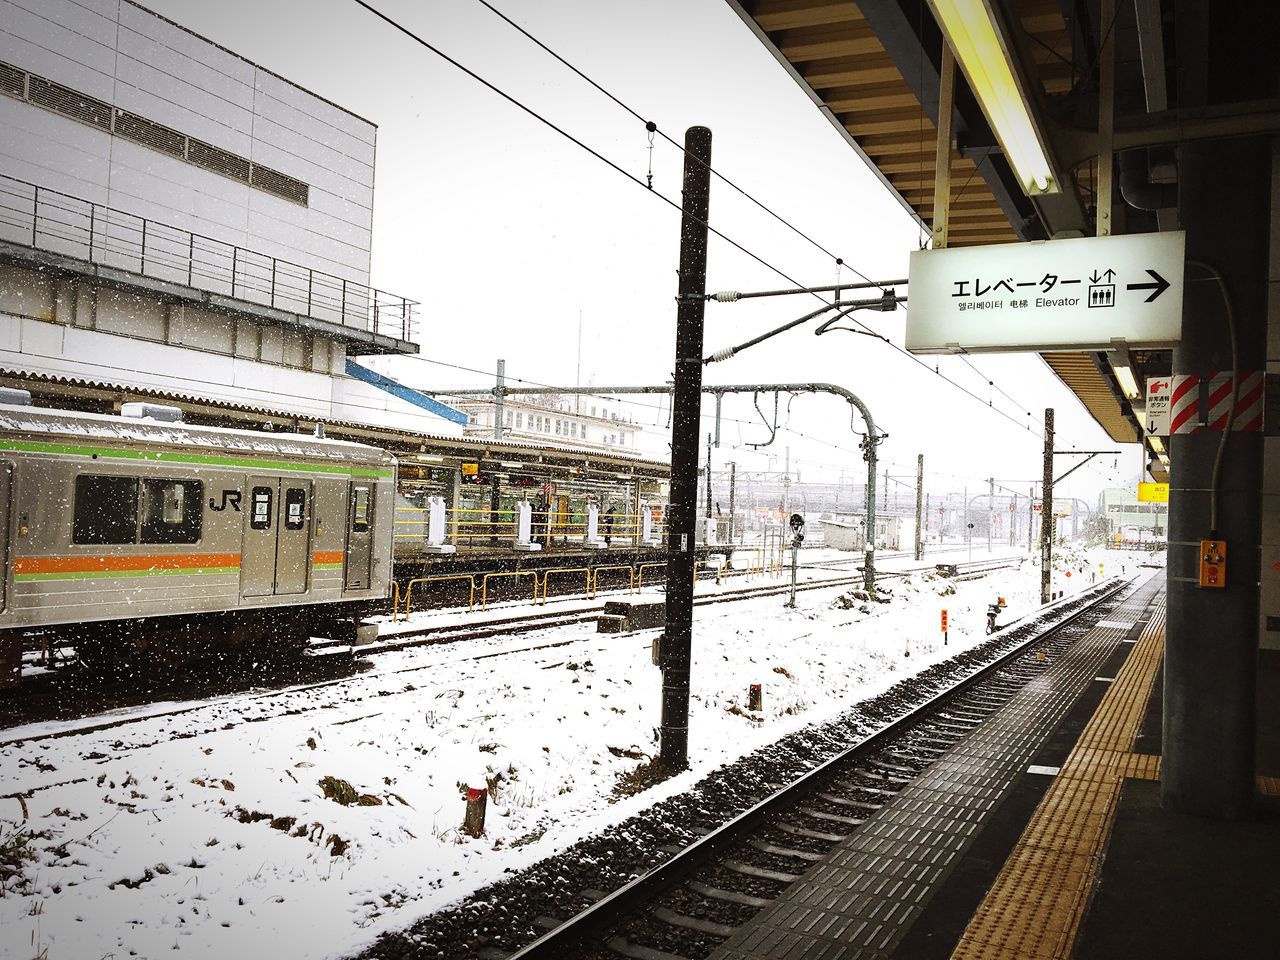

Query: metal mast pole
[987,477,994,556]
[660,126,711,771]
[1028,486,1035,554]
[783,446,791,525]
[728,462,737,544]
[914,454,924,561]
[1041,408,1055,603]
[493,358,505,440]
[705,434,713,519]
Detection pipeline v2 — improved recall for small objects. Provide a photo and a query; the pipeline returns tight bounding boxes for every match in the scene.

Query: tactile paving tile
[707,577,1165,960]
[950,586,1168,960]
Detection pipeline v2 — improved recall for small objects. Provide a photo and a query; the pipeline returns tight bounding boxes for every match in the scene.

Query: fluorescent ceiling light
[1112,363,1140,400]
[413,454,443,463]
[928,0,1059,196]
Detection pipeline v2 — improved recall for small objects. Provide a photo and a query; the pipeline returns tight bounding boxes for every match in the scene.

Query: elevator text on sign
[906,232,1185,354]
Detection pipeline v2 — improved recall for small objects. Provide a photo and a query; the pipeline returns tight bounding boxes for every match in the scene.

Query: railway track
[331,556,1024,658]
[490,577,1129,960]
[0,556,1025,748]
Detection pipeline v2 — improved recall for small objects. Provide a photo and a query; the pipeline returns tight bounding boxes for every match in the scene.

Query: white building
[0,0,461,432]
[454,396,644,453]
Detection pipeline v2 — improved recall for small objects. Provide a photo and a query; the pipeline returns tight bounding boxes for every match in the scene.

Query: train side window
[72,475,139,544]
[250,486,273,530]
[284,488,306,531]
[351,485,371,532]
[140,479,203,544]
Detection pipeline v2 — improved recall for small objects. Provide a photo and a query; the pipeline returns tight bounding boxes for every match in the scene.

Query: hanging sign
[1137,482,1169,503]
[906,232,1185,354]
[1145,377,1172,435]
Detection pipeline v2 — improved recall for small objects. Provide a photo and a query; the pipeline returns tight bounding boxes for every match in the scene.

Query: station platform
[709,572,1280,960]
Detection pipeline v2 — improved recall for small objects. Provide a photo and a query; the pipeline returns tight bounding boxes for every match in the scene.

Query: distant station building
[453,395,644,453]
[1099,487,1167,547]
[0,0,459,433]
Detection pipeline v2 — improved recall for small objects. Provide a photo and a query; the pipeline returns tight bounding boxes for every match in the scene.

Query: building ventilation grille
[27,75,113,131]
[187,138,251,183]
[114,110,186,159]
[0,59,309,207]
[250,164,310,205]
[0,62,24,99]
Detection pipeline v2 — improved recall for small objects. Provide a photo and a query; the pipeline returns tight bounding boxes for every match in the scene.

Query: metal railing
[0,173,419,342]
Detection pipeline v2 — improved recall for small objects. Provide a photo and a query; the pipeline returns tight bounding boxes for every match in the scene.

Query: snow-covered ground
[0,547,1156,960]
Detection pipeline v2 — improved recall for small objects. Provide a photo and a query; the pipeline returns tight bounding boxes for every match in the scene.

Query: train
[0,398,397,686]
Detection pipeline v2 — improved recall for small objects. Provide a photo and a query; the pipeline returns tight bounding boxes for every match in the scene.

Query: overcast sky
[145,0,1141,504]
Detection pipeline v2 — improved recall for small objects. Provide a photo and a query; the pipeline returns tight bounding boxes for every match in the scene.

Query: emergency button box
[1199,539,1227,588]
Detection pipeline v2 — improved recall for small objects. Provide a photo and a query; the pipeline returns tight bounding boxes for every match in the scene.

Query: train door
[0,462,10,613]
[241,478,278,598]
[274,480,312,595]
[344,480,374,591]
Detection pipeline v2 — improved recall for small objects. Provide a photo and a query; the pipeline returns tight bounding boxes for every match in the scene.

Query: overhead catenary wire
[351,0,830,302]
[472,0,876,285]
[352,0,1124,477]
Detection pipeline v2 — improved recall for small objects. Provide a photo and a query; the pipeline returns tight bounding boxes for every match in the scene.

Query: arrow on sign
[1127,269,1170,302]
[1147,420,1159,435]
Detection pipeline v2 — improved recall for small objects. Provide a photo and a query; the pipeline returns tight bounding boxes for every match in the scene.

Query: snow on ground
[0,547,1156,960]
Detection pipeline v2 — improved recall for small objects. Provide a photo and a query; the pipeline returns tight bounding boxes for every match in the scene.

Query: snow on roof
[0,404,395,466]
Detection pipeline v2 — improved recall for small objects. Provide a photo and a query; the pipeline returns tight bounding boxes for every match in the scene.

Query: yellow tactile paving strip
[950,604,1168,960]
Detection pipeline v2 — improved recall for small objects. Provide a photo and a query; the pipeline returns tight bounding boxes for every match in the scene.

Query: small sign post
[940,608,949,646]
[1145,377,1172,436]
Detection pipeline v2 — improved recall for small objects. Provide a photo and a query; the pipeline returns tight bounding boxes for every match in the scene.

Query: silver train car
[0,400,396,685]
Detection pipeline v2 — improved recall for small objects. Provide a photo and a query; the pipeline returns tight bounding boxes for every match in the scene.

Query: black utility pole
[1040,408,1054,603]
[661,126,711,770]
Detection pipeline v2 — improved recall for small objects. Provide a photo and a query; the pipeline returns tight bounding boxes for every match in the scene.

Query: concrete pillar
[513,501,540,552]
[423,495,455,554]
[1163,134,1269,819]
[585,503,606,549]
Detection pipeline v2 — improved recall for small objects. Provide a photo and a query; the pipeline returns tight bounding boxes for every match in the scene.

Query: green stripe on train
[15,566,242,582]
[0,439,394,478]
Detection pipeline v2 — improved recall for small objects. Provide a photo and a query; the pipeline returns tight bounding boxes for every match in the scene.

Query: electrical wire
[352,0,833,300]
[354,0,1106,466]
[472,0,875,285]
[1188,261,1238,536]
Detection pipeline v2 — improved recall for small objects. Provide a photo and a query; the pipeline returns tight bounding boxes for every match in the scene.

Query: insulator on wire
[709,346,736,363]
[711,290,741,302]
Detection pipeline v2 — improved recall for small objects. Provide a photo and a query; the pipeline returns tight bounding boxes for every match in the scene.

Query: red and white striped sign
[1207,371,1264,431]
[1168,372,1264,433]
[1170,374,1199,434]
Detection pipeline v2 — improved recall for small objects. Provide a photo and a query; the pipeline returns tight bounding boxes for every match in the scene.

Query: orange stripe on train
[12,554,242,575]
[311,551,345,565]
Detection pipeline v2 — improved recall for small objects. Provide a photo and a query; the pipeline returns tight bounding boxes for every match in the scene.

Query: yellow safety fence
[591,564,635,597]
[480,570,540,609]
[396,555,735,618]
[394,508,667,546]
[403,574,478,618]
[541,567,592,603]
[636,561,667,590]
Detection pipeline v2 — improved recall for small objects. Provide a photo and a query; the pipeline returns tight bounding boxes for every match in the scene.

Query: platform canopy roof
[725,0,1280,472]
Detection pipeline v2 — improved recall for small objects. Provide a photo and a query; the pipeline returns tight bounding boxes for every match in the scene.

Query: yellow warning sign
[461,462,479,476]
[1137,482,1169,503]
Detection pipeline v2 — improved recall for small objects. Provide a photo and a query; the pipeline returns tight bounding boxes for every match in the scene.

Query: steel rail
[507,576,1131,959]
